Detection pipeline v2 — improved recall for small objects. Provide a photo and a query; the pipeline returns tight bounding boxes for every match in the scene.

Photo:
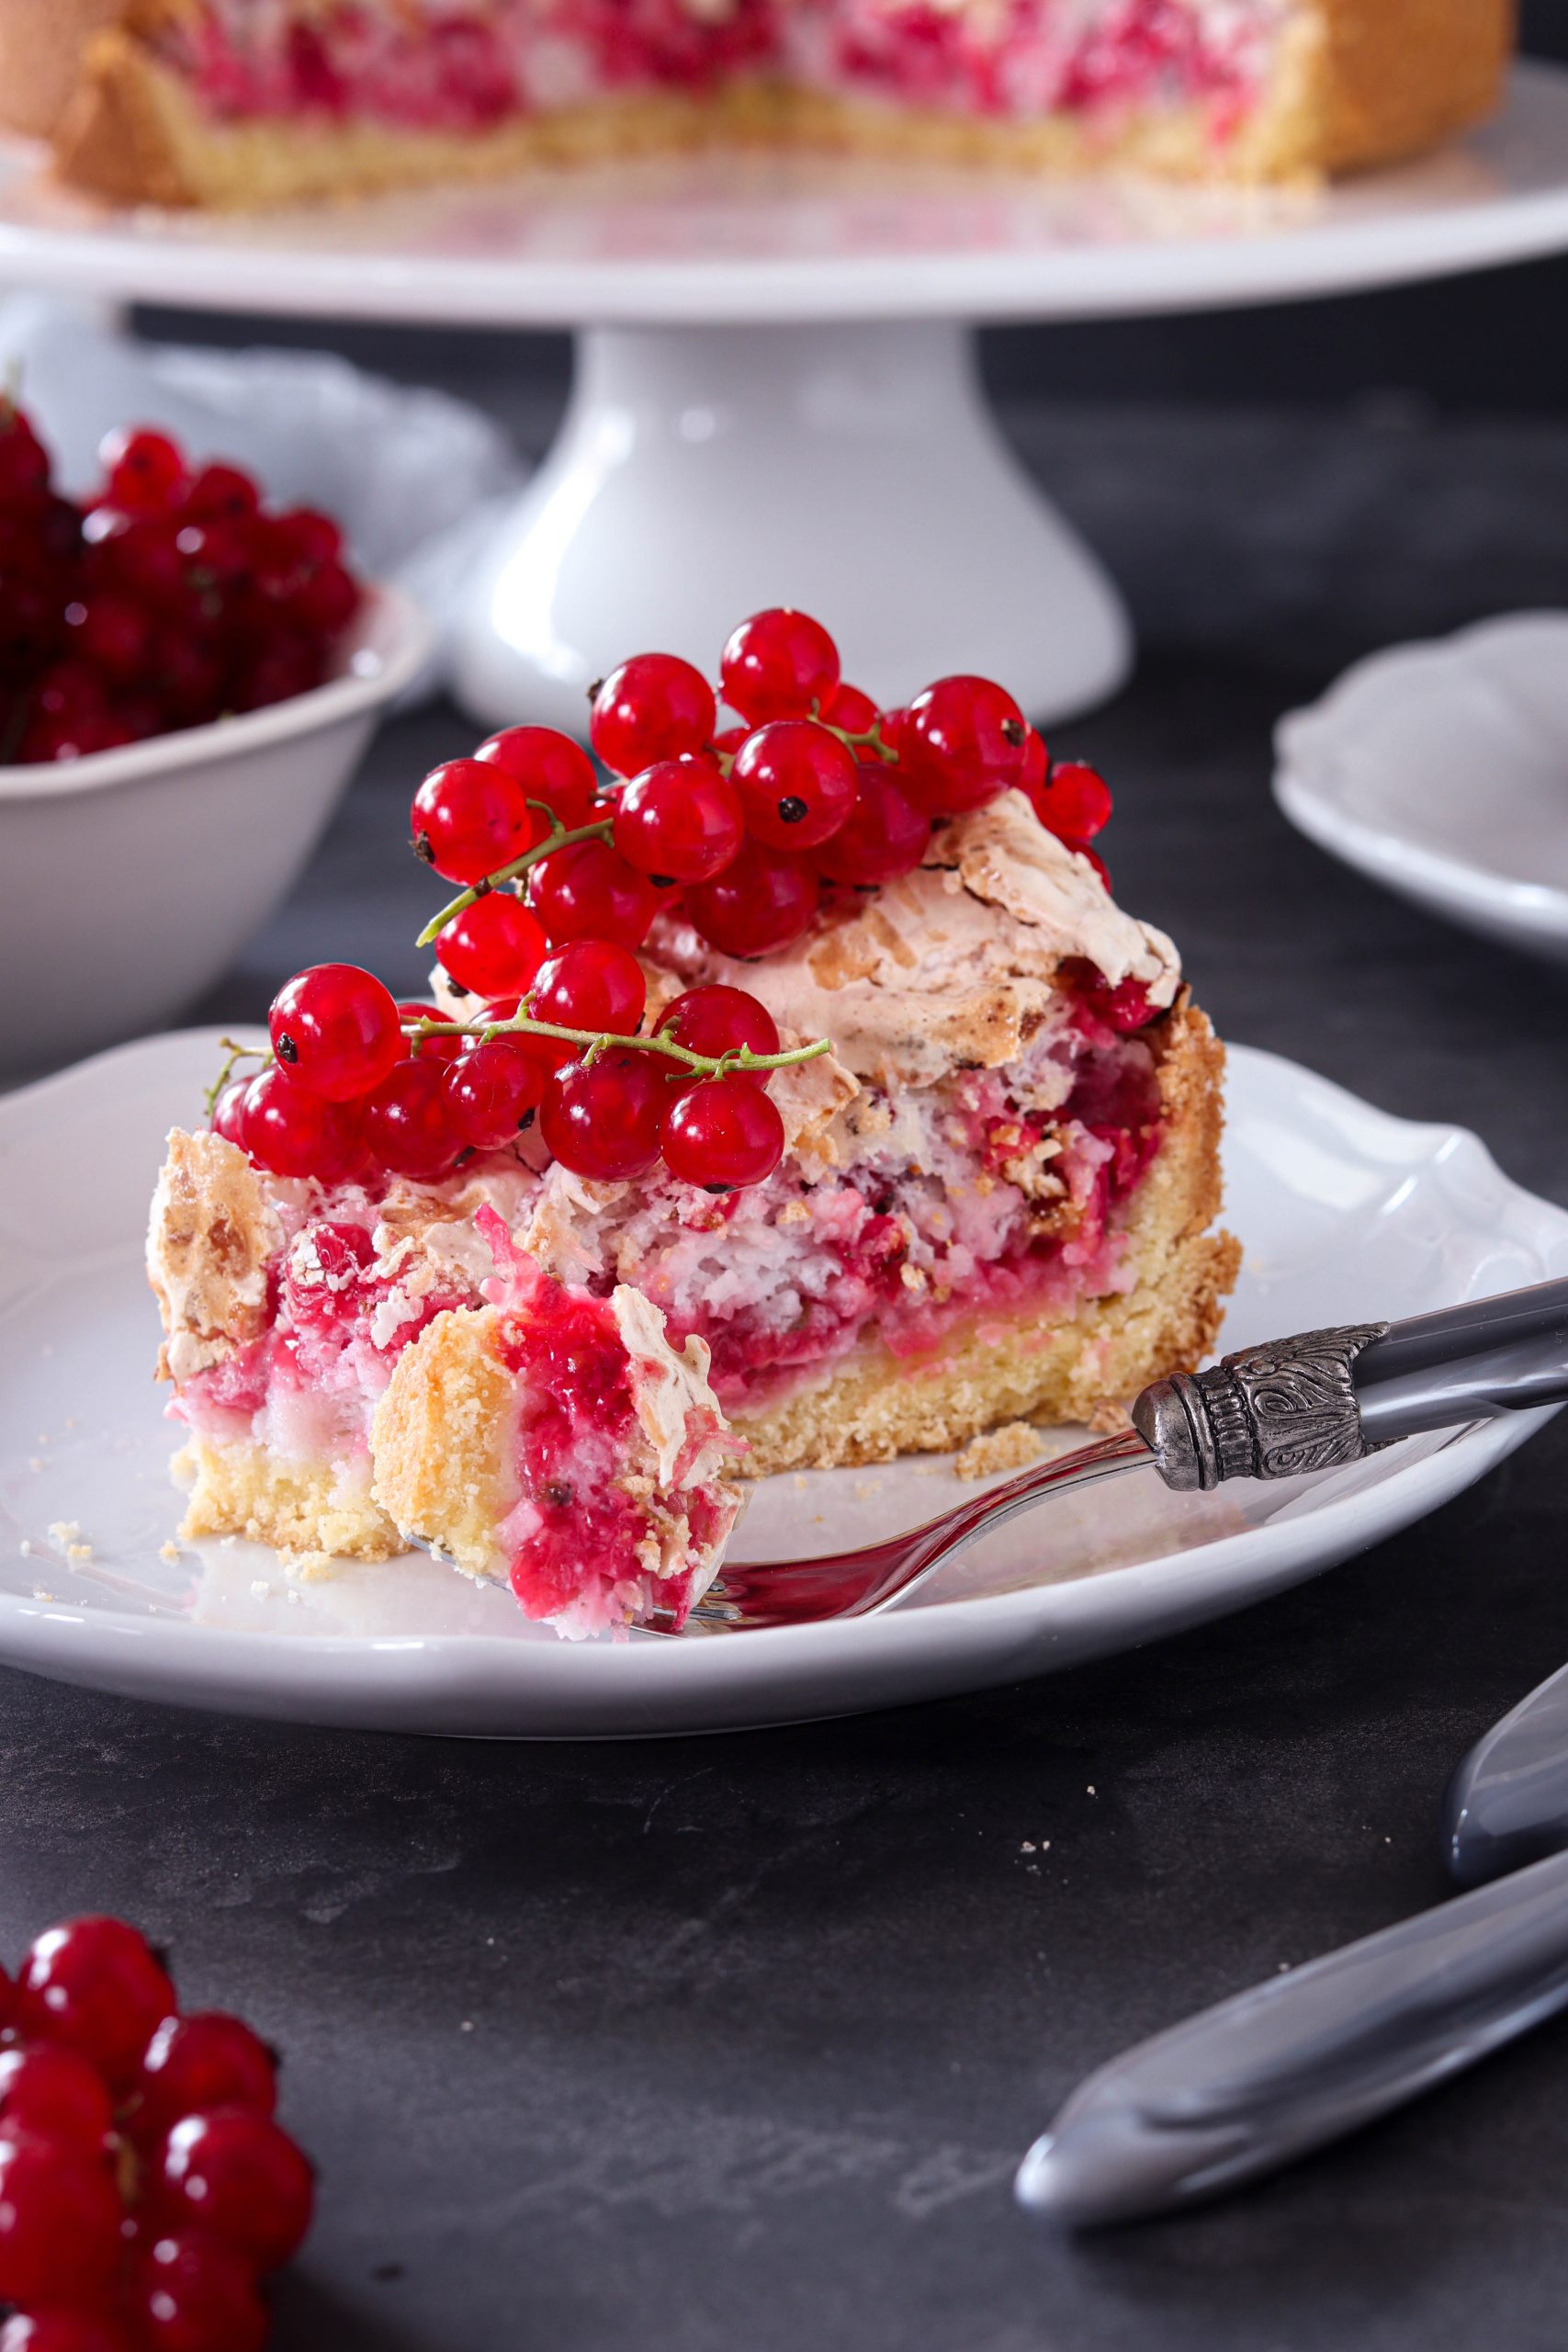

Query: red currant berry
[273,507,343,566]
[896,674,1028,815]
[816,763,931,887]
[0,2133,123,2306]
[528,938,647,1036]
[0,1963,14,2034]
[64,595,151,686]
[713,721,749,757]
[362,1059,464,1184]
[613,760,743,883]
[435,892,547,1001]
[412,757,540,886]
[0,407,50,509]
[99,427,186,515]
[474,726,599,831]
[134,2015,277,2142]
[662,1077,784,1190]
[285,558,359,636]
[0,2312,135,2352]
[1075,967,1154,1030]
[210,1080,249,1148]
[540,1052,667,1182]
[156,2109,313,2273]
[732,719,857,852]
[17,1920,175,2092]
[720,608,840,724]
[654,984,779,1077]
[136,2229,269,2352]
[269,965,402,1102]
[396,1005,463,1064]
[1019,725,1048,798]
[1031,759,1112,843]
[823,680,879,734]
[443,1038,543,1151]
[685,838,818,959]
[528,840,656,951]
[590,653,716,776]
[240,1068,364,1184]
[0,2046,114,2154]
[184,465,259,526]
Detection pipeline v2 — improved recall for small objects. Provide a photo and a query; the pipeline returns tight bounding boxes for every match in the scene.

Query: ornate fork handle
[1132,1323,1391,1493]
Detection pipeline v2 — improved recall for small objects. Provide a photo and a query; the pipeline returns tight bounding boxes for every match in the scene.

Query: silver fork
[641,1278,1568,1634]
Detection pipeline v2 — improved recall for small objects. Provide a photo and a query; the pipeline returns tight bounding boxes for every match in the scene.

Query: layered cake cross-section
[147,611,1239,1634]
[16,0,1514,208]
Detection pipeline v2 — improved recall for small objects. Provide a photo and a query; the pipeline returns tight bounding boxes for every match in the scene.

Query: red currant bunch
[0,1913,310,2352]
[0,406,363,768]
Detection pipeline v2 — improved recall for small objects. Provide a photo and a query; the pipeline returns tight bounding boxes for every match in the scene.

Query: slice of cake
[32,0,1513,209]
[146,610,1239,1634]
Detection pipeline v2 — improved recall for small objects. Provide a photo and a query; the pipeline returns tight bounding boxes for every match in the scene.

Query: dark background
[47,14,1568,2351]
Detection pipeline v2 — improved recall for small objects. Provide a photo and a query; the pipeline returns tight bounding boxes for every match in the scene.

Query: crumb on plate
[954,1423,1047,1481]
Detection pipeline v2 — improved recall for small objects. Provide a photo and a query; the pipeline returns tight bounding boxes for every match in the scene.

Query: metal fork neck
[1132,1325,1390,1493]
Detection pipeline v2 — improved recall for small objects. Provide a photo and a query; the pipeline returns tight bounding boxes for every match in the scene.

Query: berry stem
[401,1014,830,1080]
[414,812,615,948]
[203,1035,269,1117]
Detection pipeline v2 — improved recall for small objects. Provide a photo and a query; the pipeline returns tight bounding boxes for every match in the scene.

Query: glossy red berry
[99,427,186,515]
[474,726,599,831]
[685,839,818,959]
[732,719,857,851]
[443,1038,544,1151]
[655,985,779,1077]
[135,2015,277,2142]
[273,507,342,566]
[362,1059,464,1183]
[269,964,402,1102]
[590,653,716,776]
[1018,725,1049,798]
[17,1919,175,2092]
[435,892,547,1001]
[412,758,540,886]
[156,2108,314,2272]
[816,763,931,887]
[241,1068,364,1185]
[0,2132,122,2306]
[823,681,879,734]
[0,2312,135,2352]
[540,1051,667,1182]
[896,674,1029,815]
[528,840,657,951]
[210,1079,250,1148]
[528,939,647,1036]
[397,1005,463,1064]
[1030,758,1112,843]
[720,608,840,724]
[662,1078,785,1190]
[0,2045,114,2154]
[64,594,151,685]
[136,2229,269,2352]
[613,760,743,884]
[184,465,259,526]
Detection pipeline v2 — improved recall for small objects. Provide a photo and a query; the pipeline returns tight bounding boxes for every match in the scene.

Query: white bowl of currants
[0,412,434,1075]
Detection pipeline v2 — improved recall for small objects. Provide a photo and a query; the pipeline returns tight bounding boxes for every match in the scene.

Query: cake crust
[42,0,1513,208]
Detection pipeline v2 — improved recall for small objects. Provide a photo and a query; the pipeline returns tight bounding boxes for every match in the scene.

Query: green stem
[415,813,615,948]
[202,1035,270,1119]
[403,1014,829,1080]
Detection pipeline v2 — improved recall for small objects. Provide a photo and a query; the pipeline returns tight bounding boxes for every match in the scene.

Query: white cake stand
[3,63,1568,732]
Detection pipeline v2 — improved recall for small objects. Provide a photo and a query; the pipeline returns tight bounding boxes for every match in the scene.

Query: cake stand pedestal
[4,64,1568,730]
[451,319,1130,733]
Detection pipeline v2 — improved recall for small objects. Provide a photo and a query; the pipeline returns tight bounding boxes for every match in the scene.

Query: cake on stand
[3,62,1568,732]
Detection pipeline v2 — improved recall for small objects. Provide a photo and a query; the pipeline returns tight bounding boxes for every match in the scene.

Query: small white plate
[1274,613,1568,965]
[0,1029,1562,1740]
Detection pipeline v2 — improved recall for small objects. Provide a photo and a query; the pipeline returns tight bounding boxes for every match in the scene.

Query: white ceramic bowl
[0,584,434,1075]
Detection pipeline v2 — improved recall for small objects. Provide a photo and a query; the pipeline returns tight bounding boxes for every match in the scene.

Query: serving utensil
[1015,1648,1568,2230]
[647,1275,1568,1634]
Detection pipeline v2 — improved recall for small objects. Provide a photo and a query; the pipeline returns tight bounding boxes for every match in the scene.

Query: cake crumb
[27,1457,41,1475]
[18,1540,31,1558]
[158,1541,180,1565]
[1089,1397,1134,1435]
[250,1580,273,1600]
[954,1423,1046,1481]
[31,1588,56,1603]
[46,1521,92,1560]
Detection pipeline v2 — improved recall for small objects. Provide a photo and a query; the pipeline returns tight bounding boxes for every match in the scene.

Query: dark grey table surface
[11,389,1568,2352]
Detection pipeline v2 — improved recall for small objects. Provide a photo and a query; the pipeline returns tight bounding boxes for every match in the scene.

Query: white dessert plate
[2,66,1568,325]
[1275,613,1568,966]
[0,1029,1562,1740]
